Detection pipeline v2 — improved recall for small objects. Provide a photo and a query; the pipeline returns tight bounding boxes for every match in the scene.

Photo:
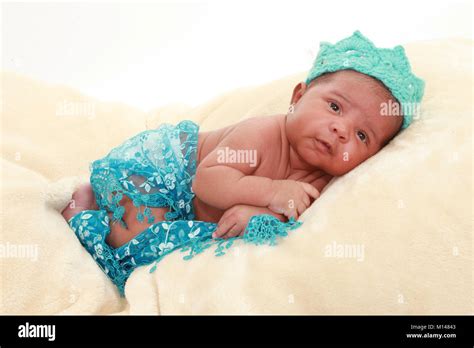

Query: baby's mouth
[315,138,332,154]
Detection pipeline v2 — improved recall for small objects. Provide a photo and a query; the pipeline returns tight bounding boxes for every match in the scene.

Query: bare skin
[62,69,403,247]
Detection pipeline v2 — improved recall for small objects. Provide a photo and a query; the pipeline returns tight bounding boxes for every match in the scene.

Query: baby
[61,31,424,295]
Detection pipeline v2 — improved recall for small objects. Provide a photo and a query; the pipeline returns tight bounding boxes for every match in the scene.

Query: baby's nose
[331,123,349,141]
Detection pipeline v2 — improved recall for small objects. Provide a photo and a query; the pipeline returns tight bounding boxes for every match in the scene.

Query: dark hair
[311,70,397,103]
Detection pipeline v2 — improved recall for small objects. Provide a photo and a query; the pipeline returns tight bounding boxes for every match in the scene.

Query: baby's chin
[299,146,366,176]
[295,142,357,176]
[326,162,362,176]
[299,154,334,175]
[307,156,353,176]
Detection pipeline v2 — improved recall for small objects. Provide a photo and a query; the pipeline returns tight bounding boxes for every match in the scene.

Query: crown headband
[305,30,425,129]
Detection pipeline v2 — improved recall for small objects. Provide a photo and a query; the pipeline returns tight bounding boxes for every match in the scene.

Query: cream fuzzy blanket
[0,38,472,314]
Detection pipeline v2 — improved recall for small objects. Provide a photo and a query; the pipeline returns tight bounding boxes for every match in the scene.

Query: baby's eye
[357,130,368,143]
[329,102,340,113]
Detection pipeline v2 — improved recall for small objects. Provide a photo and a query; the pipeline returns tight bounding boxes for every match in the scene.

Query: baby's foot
[61,183,99,222]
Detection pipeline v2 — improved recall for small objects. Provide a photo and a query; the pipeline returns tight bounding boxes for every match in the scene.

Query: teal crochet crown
[305,30,425,130]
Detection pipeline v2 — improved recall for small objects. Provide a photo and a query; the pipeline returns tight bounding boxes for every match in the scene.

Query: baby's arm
[192,119,274,209]
[192,118,320,218]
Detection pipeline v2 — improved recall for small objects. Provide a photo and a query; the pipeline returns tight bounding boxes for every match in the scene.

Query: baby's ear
[290,82,308,105]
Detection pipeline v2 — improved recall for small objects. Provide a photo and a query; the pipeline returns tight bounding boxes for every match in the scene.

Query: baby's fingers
[297,203,307,217]
[300,182,320,200]
[268,204,286,216]
[221,224,243,239]
[302,194,310,208]
[285,207,299,221]
[213,219,236,239]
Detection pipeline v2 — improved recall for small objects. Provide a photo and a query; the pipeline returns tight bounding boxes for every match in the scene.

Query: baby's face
[286,70,403,176]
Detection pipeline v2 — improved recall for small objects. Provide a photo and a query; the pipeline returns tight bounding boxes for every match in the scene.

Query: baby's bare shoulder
[218,114,284,147]
[224,115,286,175]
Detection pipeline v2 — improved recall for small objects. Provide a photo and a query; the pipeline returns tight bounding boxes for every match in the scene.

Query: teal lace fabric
[67,120,302,296]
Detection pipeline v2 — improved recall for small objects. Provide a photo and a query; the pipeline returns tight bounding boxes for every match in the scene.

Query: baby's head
[286,31,425,176]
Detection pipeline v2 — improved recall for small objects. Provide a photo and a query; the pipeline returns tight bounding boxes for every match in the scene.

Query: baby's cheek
[329,150,366,175]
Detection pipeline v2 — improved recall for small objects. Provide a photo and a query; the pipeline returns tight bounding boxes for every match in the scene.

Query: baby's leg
[62,181,170,248]
[106,194,170,248]
[61,182,99,222]
[106,213,136,248]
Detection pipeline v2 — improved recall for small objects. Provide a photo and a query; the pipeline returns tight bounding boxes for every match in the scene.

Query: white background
[1,0,472,111]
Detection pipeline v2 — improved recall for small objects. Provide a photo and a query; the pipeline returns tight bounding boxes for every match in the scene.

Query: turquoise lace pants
[67,120,301,296]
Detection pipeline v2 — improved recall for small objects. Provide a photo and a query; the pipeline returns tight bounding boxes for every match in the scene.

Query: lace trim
[148,215,302,273]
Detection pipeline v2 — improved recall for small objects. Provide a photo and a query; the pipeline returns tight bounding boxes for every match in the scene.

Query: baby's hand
[212,204,270,239]
[268,180,320,220]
